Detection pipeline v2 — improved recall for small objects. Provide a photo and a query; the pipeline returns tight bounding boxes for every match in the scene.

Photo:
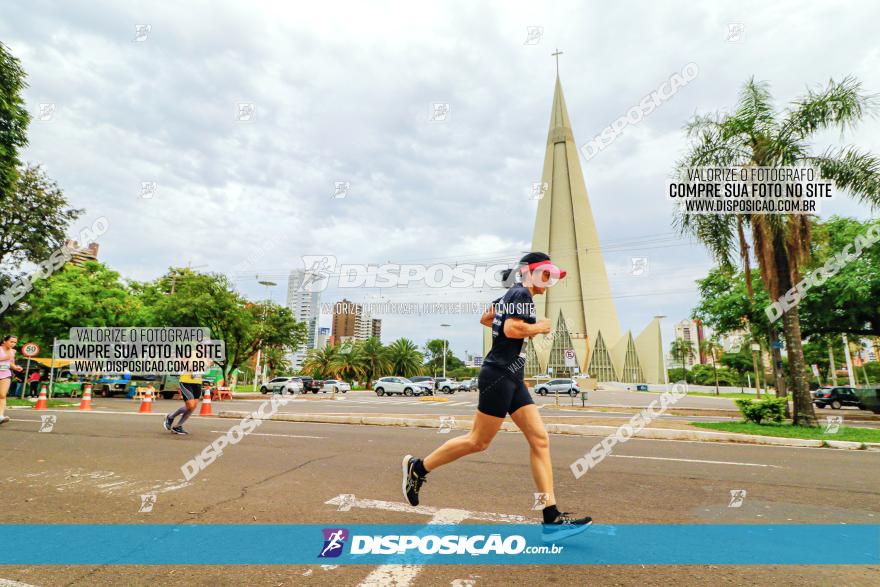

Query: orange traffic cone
[79,384,93,411]
[34,385,48,410]
[198,387,213,416]
[138,385,153,413]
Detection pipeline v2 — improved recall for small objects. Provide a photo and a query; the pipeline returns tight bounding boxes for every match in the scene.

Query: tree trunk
[782,305,817,426]
[768,325,790,417]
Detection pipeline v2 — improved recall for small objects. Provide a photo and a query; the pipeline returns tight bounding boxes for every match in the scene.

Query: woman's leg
[509,403,555,506]
[423,410,504,471]
[0,378,10,418]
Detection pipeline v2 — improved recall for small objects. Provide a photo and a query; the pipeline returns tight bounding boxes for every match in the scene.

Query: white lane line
[609,454,781,468]
[209,430,324,439]
[0,579,41,587]
[325,494,530,524]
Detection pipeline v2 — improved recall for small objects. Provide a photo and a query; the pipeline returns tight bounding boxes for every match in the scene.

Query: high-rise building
[484,71,664,383]
[286,270,322,369]
[315,327,331,349]
[674,319,704,368]
[371,318,382,341]
[332,299,359,339]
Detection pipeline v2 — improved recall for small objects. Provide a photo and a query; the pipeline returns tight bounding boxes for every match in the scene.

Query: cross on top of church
[552,48,563,76]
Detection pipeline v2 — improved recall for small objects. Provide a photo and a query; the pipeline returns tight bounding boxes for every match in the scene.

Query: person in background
[0,335,25,425]
[28,370,42,397]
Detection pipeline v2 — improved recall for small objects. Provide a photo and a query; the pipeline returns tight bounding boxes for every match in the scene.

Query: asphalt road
[1,404,878,586]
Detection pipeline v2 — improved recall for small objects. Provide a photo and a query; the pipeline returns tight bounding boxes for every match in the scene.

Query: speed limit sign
[21,342,40,357]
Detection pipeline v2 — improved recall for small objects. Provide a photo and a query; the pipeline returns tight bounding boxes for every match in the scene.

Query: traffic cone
[198,387,213,416]
[138,385,153,413]
[34,385,48,410]
[79,384,93,411]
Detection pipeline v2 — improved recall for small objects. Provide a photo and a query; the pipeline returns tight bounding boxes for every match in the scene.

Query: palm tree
[358,337,391,388]
[301,345,340,379]
[386,338,424,378]
[700,338,723,395]
[676,76,880,426]
[670,338,695,375]
[331,342,367,384]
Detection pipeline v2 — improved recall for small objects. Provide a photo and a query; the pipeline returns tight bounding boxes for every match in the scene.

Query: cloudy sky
[4,0,880,357]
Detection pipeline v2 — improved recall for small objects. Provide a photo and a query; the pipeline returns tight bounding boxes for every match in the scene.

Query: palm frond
[780,76,878,141]
[804,146,880,208]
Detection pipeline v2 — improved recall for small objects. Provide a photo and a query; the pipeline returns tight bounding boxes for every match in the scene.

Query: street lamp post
[441,324,451,378]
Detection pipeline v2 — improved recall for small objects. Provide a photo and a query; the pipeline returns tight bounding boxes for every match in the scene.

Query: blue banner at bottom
[1,524,877,565]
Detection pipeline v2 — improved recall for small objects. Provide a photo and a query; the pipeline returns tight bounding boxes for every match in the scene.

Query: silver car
[261,377,301,394]
[534,378,580,397]
[373,377,430,397]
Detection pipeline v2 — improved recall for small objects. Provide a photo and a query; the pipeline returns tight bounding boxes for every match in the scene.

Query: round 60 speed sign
[21,342,40,357]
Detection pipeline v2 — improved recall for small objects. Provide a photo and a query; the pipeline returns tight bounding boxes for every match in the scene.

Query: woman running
[402,253,592,541]
[0,335,25,425]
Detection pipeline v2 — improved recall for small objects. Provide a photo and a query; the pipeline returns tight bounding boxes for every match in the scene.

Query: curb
[215,411,875,450]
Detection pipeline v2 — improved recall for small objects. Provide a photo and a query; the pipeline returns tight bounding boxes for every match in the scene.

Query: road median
[215,410,877,450]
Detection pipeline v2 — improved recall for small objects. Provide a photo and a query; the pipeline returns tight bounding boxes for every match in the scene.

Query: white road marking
[357,507,471,587]
[325,494,531,524]
[609,454,781,468]
[209,430,324,439]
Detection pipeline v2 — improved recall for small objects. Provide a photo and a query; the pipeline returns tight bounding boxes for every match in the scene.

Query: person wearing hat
[403,252,592,541]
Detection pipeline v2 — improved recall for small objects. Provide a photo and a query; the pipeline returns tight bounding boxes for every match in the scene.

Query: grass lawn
[7,398,78,408]
[692,421,880,444]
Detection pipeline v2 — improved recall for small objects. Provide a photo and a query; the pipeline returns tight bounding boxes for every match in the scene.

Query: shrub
[734,397,788,424]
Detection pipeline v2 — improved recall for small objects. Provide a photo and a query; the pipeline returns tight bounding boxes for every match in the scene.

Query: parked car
[436,377,459,394]
[813,386,861,409]
[321,379,350,393]
[410,376,436,394]
[458,377,477,391]
[261,377,299,394]
[283,378,304,394]
[534,378,580,397]
[298,376,324,394]
[373,376,430,397]
[854,387,880,414]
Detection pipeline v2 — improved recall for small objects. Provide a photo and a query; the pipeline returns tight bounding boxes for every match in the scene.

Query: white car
[283,378,304,394]
[321,379,350,393]
[534,378,580,397]
[373,376,430,397]
[436,378,460,394]
[261,377,301,394]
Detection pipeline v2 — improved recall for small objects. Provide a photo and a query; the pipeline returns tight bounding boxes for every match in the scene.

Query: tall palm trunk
[769,232,816,426]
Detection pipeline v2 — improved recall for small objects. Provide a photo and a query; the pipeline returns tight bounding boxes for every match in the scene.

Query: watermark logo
[823,415,843,435]
[523,26,544,45]
[631,257,649,276]
[140,181,157,199]
[726,23,745,42]
[39,415,57,433]
[298,255,336,292]
[529,182,549,201]
[581,62,699,161]
[728,489,747,508]
[134,24,152,42]
[332,181,351,199]
[38,103,55,121]
[570,382,688,478]
[429,103,450,123]
[438,415,456,434]
[319,528,349,558]
[138,493,157,513]
[236,102,256,122]
[531,492,549,510]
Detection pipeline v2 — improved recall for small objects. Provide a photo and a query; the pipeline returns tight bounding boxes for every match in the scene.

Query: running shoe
[541,511,592,542]
[171,426,189,435]
[163,414,174,431]
[402,454,427,507]
[0,416,10,425]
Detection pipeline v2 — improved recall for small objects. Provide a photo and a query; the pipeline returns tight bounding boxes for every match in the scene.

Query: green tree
[141,268,306,380]
[669,338,694,374]
[676,76,880,426]
[0,164,82,271]
[11,261,144,349]
[700,337,724,394]
[387,338,423,377]
[0,42,30,206]
[357,337,391,387]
